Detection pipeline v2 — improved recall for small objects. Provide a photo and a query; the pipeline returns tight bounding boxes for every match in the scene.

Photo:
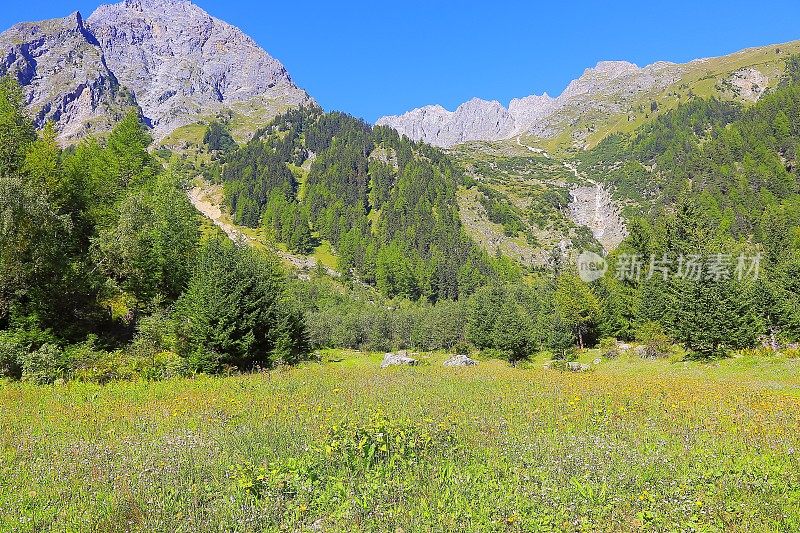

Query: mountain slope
[0,12,136,142]
[378,40,800,151]
[0,0,312,143]
[87,0,311,140]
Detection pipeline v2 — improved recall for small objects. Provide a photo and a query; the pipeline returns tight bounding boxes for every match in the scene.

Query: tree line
[0,78,308,383]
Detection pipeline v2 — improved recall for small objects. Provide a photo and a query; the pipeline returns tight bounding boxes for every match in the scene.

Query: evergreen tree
[176,238,308,371]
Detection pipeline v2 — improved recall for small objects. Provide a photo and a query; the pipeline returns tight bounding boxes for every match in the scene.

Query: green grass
[311,241,338,271]
[1,351,799,531]
[161,123,208,147]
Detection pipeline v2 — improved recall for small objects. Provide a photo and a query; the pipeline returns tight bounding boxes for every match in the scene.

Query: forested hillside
[573,57,800,354]
[209,106,503,301]
[3,55,800,384]
[0,77,308,382]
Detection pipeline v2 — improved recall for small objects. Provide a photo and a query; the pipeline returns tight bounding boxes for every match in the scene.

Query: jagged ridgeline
[214,106,495,301]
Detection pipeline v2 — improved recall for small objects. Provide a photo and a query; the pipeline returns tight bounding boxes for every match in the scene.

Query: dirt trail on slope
[188,186,251,243]
[187,183,339,278]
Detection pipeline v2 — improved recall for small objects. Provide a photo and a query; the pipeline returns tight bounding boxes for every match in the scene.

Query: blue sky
[4,1,800,122]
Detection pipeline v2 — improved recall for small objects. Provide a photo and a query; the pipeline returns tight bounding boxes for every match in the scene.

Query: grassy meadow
[1,351,799,532]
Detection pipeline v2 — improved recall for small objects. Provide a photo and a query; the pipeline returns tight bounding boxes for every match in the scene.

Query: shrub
[322,414,458,468]
[783,346,800,359]
[0,332,24,378]
[65,337,135,383]
[134,351,189,380]
[19,343,67,384]
[71,350,136,383]
[636,321,672,358]
[129,309,177,360]
[176,238,309,371]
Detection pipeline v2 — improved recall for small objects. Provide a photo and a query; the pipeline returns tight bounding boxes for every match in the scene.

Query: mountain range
[377,43,800,151]
[0,0,311,143]
[2,0,798,154]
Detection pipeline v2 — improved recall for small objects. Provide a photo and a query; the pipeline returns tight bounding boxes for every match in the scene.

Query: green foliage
[0,330,24,378]
[218,106,494,301]
[322,414,458,468]
[203,121,236,154]
[176,238,308,371]
[477,185,526,237]
[490,300,533,363]
[464,282,556,360]
[18,343,67,384]
[94,169,199,302]
[0,75,313,382]
[781,54,800,86]
[553,273,601,349]
[0,77,35,178]
[571,60,800,356]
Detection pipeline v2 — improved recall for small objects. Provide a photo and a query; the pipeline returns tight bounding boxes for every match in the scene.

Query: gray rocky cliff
[0,12,135,142]
[87,0,311,139]
[0,0,312,142]
[377,60,685,148]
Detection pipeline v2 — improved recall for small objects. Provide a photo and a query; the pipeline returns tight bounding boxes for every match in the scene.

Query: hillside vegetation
[5,57,800,383]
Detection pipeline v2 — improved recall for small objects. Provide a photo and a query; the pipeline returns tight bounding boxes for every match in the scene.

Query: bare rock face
[378,98,515,148]
[0,12,136,142]
[0,0,312,142]
[86,0,311,139]
[507,93,557,137]
[725,68,768,102]
[568,182,628,251]
[377,60,684,148]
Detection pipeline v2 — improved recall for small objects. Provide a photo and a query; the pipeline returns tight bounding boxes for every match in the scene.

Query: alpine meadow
[1,1,799,531]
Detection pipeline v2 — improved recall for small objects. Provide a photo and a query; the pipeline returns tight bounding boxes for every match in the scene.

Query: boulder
[380,351,418,368]
[634,345,660,359]
[567,362,591,372]
[443,354,477,367]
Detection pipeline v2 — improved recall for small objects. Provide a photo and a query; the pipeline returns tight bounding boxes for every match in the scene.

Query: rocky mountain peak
[377,54,691,148]
[0,10,136,142]
[86,0,311,138]
[377,97,515,148]
[121,0,192,9]
[0,0,311,142]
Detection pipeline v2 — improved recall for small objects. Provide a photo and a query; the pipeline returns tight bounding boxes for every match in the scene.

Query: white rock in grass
[380,351,418,368]
[567,362,591,372]
[444,354,477,367]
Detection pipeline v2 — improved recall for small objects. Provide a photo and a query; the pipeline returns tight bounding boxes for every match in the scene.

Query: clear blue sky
[4,1,800,122]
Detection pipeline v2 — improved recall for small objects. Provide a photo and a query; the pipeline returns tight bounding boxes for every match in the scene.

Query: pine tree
[176,238,308,371]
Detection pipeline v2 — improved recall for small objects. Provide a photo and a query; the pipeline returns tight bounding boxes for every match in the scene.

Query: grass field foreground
[1,351,799,531]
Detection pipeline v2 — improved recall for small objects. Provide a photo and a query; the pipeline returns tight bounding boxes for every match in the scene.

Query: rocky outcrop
[0,12,136,142]
[87,0,311,139]
[380,351,418,368]
[724,68,768,102]
[377,60,683,148]
[0,0,312,142]
[443,354,477,367]
[568,182,628,251]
